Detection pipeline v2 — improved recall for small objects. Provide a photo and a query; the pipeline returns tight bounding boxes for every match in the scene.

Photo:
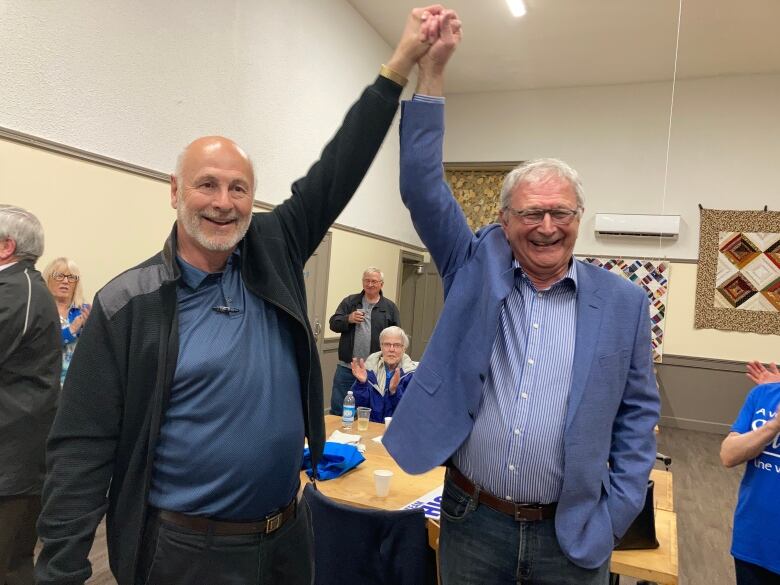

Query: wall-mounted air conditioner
[594,213,680,238]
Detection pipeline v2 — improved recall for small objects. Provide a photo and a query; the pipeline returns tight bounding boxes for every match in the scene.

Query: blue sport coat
[383,100,660,569]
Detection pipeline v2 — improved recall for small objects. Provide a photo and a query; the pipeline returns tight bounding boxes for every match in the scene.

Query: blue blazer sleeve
[606,292,661,539]
[399,101,475,286]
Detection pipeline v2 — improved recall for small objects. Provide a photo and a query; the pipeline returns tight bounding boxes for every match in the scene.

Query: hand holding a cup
[348,309,366,324]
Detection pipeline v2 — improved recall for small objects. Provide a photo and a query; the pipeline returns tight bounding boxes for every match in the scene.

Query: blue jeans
[439,478,610,585]
[330,365,356,416]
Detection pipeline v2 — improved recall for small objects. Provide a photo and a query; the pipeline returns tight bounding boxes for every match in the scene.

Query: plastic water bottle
[342,391,356,429]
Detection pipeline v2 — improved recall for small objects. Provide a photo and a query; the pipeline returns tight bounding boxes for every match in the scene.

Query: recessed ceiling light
[506,0,527,18]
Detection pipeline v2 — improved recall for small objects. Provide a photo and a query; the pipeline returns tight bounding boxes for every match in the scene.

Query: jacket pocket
[414,363,442,396]
[598,349,629,373]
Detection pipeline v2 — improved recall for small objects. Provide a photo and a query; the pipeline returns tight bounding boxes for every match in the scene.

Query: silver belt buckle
[265,512,283,533]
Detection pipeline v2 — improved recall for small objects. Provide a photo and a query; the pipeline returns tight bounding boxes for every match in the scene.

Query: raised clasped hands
[419,8,462,74]
[387,5,462,81]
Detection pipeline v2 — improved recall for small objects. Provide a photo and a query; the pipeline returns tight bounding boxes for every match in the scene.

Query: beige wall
[0,136,420,326]
[0,137,172,301]
[664,262,778,363]
[4,135,776,364]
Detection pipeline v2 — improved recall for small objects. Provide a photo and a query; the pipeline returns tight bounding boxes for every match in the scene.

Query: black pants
[735,559,780,585]
[137,500,314,585]
[0,495,41,585]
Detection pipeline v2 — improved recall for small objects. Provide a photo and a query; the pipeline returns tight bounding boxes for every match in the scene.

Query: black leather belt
[448,466,557,521]
[154,498,296,536]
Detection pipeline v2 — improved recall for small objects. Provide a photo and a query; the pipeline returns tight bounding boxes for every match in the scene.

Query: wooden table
[306,416,677,584]
[301,416,444,511]
[611,508,678,584]
[651,468,673,512]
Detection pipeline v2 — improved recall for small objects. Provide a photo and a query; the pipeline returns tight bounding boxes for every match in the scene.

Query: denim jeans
[439,478,610,585]
[137,499,313,585]
[735,558,780,585]
[330,365,356,416]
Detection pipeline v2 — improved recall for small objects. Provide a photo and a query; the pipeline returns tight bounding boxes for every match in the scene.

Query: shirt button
[527,358,534,365]
[521,392,528,399]
[533,323,539,329]
[537,292,543,298]
[509,464,515,471]
[514,428,521,435]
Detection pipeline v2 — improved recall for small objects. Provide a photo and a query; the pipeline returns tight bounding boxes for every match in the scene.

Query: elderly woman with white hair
[42,257,91,386]
[350,326,417,423]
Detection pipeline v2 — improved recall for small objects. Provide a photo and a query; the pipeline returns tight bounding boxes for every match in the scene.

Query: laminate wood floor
[38,427,741,585]
[655,426,741,585]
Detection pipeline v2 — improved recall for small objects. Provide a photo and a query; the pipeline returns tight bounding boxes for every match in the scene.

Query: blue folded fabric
[301,441,365,480]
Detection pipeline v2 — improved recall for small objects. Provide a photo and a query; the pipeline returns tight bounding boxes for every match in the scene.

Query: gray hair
[0,205,45,262]
[363,267,384,281]
[379,326,409,348]
[499,158,585,211]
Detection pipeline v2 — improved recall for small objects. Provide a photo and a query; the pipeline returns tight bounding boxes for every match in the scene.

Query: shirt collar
[513,257,578,292]
[176,249,241,291]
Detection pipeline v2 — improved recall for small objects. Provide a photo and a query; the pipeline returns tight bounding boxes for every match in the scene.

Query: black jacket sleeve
[36,295,124,585]
[271,75,403,267]
[329,295,355,333]
[388,299,401,328]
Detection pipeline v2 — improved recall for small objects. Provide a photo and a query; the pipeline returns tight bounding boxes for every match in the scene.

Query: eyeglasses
[381,342,404,350]
[504,207,581,225]
[52,272,79,283]
[363,279,382,286]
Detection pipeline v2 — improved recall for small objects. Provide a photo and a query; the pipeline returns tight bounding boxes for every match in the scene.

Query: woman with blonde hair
[42,257,90,386]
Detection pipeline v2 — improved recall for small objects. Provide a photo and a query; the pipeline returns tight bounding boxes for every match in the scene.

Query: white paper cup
[384,417,392,429]
[374,469,393,497]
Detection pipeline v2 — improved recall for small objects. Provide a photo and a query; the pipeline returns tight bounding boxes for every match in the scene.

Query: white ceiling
[346,0,780,93]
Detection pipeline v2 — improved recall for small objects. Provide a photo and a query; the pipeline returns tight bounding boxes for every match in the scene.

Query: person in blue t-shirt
[721,360,780,584]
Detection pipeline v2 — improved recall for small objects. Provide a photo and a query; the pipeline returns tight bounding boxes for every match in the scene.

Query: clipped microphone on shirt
[212,305,240,315]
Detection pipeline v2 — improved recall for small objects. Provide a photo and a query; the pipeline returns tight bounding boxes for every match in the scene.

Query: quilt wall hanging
[579,257,670,363]
[694,208,780,334]
[444,163,518,231]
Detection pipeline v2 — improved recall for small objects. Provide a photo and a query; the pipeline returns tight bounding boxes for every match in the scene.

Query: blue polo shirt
[148,251,304,520]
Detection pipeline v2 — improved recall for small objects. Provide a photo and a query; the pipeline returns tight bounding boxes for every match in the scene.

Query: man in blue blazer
[383,14,660,585]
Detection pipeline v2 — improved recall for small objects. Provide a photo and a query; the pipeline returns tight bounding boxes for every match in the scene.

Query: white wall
[444,73,780,259]
[0,0,423,246]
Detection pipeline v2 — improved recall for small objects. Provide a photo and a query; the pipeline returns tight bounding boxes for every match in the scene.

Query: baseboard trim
[660,354,747,373]
[660,416,731,435]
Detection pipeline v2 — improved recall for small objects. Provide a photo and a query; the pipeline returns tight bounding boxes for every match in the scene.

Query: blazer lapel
[565,262,604,431]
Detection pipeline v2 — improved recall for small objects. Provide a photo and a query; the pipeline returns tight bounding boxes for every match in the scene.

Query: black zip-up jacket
[35,75,402,585]
[0,260,61,496]
[329,291,400,363]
